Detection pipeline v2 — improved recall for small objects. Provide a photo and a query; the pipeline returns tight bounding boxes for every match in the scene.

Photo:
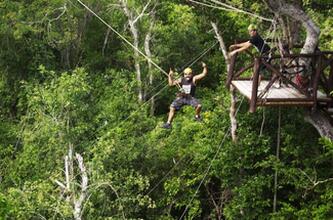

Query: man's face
[249,29,256,37]
[184,72,192,79]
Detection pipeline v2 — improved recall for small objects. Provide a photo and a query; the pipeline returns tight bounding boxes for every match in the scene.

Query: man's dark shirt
[180,77,196,97]
[249,34,270,54]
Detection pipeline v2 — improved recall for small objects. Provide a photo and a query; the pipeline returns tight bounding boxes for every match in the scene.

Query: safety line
[189,0,274,23]
[146,40,217,99]
[208,0,274,22]
[188,0,234,12]
[180,41,218,71]
[145,156,191,196]
[76,0,169,77]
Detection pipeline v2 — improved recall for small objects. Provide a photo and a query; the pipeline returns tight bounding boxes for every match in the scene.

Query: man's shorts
[259,55,272,78]
[170,96,200,111]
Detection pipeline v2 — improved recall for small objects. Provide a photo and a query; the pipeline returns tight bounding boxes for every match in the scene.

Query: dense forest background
[0,0,332,219]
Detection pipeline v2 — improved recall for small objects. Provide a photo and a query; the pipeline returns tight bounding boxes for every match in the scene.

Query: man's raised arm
[193,62,208,83]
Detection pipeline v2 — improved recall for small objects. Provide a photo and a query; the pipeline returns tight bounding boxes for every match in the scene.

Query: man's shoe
[194,115,202,122]
[273,83,281,89]
[162,122,172,129]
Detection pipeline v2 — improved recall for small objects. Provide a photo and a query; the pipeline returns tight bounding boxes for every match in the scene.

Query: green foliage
[0,0,332,219]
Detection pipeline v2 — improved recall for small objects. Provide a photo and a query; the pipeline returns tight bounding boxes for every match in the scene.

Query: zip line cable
[207,0,274,22]
[146,96,244,199]
[273,106,281,212]
[114,40,217,128]
[75,37,217,148]
[145,156,192,196]
[188,0,234,12]
[76,0,220,130]
[76,0,170,79]
[189,0,274,23]
[104,42,219,185]
[179,41,218,72]
[179,96,245,220]
[146,41,218,99]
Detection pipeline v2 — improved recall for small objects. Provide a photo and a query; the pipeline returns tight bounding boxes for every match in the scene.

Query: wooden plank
[257,101,314,106]
[231,80,332,103]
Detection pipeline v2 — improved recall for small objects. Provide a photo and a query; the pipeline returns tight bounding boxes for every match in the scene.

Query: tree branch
[74,153,88,220]
[299,168,333,197]
[210,21,229,63]
[133,0,151,24]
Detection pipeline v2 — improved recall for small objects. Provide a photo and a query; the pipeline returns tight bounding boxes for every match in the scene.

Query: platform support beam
[250,58,260,113]
[313,55,323,111]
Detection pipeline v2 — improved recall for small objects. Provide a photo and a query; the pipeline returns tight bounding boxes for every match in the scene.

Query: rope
[146,40,217,99]
[109,82,171,129]
[74,37,217,148]
[180,41,218,71]
[259,108,265,136]
[179,96,245,220]
[273,106,281,212]
[117,40,217,127]
[188,0,235,12]
[76,0,169,78]
[189,0,274,23]
[145,156,191,196]
[208,0,274,22]
[76,0,221,126]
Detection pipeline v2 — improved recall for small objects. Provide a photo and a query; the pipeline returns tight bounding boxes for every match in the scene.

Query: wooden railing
[227,51,333,112]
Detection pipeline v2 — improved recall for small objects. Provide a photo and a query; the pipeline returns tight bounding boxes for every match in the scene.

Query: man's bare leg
[167,107,176,124]
[195,104,202,120]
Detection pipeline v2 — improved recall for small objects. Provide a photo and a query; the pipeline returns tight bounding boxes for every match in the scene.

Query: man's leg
[190,97,202,121]
[167,107,176,124]
[162,98,182,129]
[195,104,202,118]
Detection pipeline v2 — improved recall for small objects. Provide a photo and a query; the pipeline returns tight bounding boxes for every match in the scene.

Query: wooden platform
[231,80,332,106]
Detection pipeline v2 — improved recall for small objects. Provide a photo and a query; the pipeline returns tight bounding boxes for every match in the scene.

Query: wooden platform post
[250,58,260,113]
[312,54,323,111]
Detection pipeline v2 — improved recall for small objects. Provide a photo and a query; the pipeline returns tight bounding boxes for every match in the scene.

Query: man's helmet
[247,24,257,31]
[184,67,193,75]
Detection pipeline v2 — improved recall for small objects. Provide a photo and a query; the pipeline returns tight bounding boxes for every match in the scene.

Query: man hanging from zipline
[162,62,208,129]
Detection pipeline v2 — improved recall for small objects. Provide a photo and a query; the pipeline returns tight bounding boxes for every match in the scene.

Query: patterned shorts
[170,96,200,111]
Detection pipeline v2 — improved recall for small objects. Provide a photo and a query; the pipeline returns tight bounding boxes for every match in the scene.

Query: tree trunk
[73,153,88,220]
[144,19,155,115]
[304,110,333,140]
[120,0,150,102]
[102,28,111,57]
[129,19,143,102]
[134,43,143,102]
[56,144,89,220]
[266,0,320,54]
[211,22,237,142]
